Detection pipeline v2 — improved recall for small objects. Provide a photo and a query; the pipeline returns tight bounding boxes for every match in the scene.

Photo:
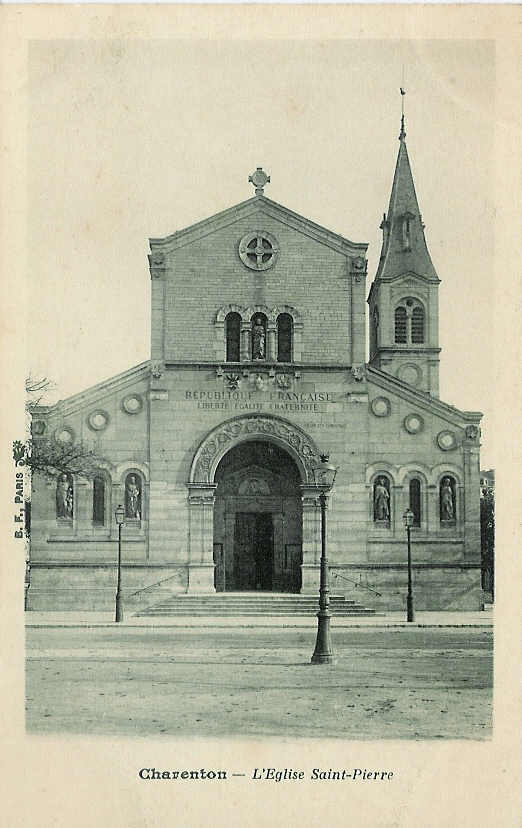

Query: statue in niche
[56,473,73,519]
[373,477,390,521]
[440,477,455,521]
[125,474,141,519]
[252,317,265,360]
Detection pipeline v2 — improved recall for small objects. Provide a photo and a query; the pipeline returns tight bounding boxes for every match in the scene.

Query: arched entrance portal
[213,441,302,592]
[187,413,321,594]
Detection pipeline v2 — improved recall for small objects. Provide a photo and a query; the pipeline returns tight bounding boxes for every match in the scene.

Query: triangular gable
[30,362,150,418]
[367,365,482,427]
[149,195,367,258]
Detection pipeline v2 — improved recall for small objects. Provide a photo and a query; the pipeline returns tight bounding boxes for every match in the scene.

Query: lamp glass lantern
[115,504,125,525]
[403,507,414,529]
[312,454,337,492]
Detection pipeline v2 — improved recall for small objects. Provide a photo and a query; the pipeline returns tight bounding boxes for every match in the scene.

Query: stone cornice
[149,195,368,258]
[30,362,150,419]
[367,366,482,426]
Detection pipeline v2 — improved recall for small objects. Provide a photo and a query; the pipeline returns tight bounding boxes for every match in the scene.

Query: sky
[27,38,495,465]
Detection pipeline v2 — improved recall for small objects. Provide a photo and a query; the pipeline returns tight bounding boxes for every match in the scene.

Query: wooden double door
[231,512,274,591]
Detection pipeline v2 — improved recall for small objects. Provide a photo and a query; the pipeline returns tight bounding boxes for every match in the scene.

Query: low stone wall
[26,563,188,611]
[327,564,483,611]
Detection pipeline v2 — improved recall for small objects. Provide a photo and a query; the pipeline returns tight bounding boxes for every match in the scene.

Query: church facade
[28,122,483,612]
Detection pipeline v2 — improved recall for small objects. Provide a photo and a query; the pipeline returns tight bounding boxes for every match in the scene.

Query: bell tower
[368,115,441,395]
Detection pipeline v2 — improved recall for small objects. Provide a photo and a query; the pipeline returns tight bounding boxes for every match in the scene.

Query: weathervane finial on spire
[399,86,406,141]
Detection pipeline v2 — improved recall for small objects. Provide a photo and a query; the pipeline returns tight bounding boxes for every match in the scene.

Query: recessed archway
[213,441,302,593]
[186,414,321,594]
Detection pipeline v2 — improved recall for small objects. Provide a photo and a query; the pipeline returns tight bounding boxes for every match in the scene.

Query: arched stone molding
[398,467,429,533]
[79,467,113,533]
[215,303,303,363]
[271,305,303,362]
[244,304,271,322]
[112,464,149,534]
[392,292,427,311]
[190,414,321,486]
[431,465,464,534]
[366,466,399,534]
[215,304,246,324]
[396,464,430,486]
[430,464,463,487]
[187,415,322,594]
[392,293,428,345]
[115,461,150,484]
[365,462,399,486]
[268,305,302,324]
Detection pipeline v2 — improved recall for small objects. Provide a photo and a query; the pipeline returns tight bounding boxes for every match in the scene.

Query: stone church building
[28,120,483,612]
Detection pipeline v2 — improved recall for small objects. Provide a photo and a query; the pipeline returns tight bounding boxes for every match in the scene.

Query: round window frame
[371,396,391,418]
[87,409,110,432]
[54,425,75,445]
[239,231,279,272]
[403,413,424,434]
[122,394,143,415]
[437,430,458,451]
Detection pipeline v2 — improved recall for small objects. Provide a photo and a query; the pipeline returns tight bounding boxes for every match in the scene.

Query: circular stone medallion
[437,430,458,451]
[87,409,109,431]
[122,394,143,415]
[239,231,279,271]
[54,426,75,444]
[403,413,424,434]
[371,396,391,417]
[397,363,422,387]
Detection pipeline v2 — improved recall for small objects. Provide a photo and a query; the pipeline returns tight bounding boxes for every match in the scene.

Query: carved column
[267,325,277,361]
[293,322,303,363]
[463,433,481,560]
[300,485,320,593]
[240,325,251,361]
[427,483,438,535]
[187,484,218,592]
[148,251,167,364]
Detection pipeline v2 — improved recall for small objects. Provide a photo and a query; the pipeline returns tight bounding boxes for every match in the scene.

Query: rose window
[239,232,279,271]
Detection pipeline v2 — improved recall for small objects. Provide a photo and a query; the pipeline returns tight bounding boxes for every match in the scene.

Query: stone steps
[135,593,376,617]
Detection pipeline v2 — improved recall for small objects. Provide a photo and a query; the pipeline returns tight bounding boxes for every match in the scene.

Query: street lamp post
[311,454,338,665]
[115,504,125,623]
[403,507,414,622]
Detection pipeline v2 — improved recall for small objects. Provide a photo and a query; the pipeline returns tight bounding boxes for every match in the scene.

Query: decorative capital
[151,362,164,380]
[148,251,166,278]
[351,256,367,282]
[248,167,270,196]
[465,424,480,442]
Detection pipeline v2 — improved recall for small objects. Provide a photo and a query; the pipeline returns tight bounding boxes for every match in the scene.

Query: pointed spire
[399,113,406,141]
[399,86,406,140]
[374,116,438,283]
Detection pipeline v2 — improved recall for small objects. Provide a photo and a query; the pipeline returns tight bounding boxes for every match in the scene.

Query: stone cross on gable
[249,167,270,196]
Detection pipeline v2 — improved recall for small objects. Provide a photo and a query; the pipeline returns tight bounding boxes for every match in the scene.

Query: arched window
[409,479,421,527]
[225,312,241,362]
[395,300,425,345]
[277,313,293,362]
[125,473,142,521]
[411,306,425,343]
[394,307,407,343]
[251,313,267,360]
[373,476,391,524]
[92,475,105,524]
[440,476,456,523]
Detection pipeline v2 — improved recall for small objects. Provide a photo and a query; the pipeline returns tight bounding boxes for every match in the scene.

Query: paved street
[26,624,492,739]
